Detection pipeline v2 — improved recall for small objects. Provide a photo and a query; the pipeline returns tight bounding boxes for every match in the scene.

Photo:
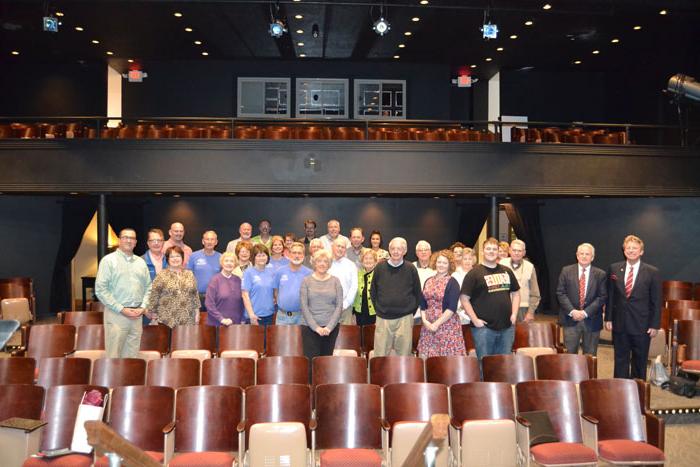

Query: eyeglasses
[148,239,163,243]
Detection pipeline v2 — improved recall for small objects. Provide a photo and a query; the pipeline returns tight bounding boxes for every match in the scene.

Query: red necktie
[625,266,634,298]
[579,268,586,307]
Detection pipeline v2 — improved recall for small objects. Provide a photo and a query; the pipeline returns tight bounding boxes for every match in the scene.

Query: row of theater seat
[0,378,665,467]
[17,320,565,359]
[511,126,629,144]
[663,280,700,301]
[1,353,597,389]
[0,122,501,142]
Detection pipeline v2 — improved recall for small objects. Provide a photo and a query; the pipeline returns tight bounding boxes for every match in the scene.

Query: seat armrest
[581,414,598,454]
[380,418,391,431]
[515,417,531,467]
[64,350,76,357]
[163,423,175,465]
[162,421,176,434]
[448,423,461,467]
[236,420,246,433]
[678,344,687,363]
[643,412,665,451]
[309,419,317,431]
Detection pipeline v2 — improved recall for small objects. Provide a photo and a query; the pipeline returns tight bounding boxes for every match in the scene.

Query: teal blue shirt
[95,249,152,314]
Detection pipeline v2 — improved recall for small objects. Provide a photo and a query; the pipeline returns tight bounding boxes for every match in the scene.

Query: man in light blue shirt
[187,230,222,310]
[95,228,151,358]
[273,242,312,324]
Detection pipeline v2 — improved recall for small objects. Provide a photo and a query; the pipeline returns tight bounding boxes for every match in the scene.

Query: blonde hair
[623,235,644,250]
[312,248,333,268]
[220,251,238,267]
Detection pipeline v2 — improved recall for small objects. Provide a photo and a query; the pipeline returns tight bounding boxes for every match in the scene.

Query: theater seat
[247,422,307,467]
[320,448,382,466]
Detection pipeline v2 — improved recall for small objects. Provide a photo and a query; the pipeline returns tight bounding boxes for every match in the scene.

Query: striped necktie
[579,268,586,307]
[625,266,634,298]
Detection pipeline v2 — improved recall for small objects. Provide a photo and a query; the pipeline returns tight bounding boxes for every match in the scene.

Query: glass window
[296,79,349,119]
[354,80,406,119]
[237,78,290,118]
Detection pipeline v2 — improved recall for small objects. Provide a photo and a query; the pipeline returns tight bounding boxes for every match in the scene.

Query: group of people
[94,217,661,381]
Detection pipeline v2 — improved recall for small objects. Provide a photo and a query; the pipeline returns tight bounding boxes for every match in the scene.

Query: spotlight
[312,23,319,38]
[667,74,700,102]
[43,16,59,32]
[373,17,390,36]
[269,19,287,38]
[481,8,498,40]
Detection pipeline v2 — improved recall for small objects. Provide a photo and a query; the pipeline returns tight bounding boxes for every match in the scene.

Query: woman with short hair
[241,244,276,326]
[147,246,200,328]
[205,251,244,326]
[269,235,290,272]
[353,248,379,326]
[233,240,253,278]
[300,249,343,374]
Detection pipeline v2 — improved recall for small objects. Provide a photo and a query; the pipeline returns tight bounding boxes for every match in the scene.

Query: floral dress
[148,269,200,328]
[417,274,466,357]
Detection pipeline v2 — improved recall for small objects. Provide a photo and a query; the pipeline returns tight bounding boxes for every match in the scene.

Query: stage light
[312,24,319,38]
[667,74,700,102]
[269,19,287,38]
[43,16,58,32]
[373,17,391,36]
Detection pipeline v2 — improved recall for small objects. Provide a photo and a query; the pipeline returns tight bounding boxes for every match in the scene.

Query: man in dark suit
[557,243,607,356]
[605,235,662,380]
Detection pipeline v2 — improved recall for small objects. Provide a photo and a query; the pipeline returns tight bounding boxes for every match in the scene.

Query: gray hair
[577,242,595,256]
[510,239,526,250]
[415,240,431,252]
[390,237,408,252]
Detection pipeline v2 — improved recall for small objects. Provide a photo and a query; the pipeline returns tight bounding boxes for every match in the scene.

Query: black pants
[302,325,339,382]
[355,310,376,326]
[613,332,651,380]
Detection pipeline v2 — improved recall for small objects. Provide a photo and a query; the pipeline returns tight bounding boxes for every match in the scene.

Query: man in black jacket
[605,235,661,380]
[371,237,422,356]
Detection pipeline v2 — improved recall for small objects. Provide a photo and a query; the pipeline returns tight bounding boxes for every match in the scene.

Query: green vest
[353,268,376,316]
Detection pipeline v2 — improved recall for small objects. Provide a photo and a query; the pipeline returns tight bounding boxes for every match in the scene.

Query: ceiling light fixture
[55,12,64,17]
[127,59,134,63]
[496,47,504,51]
[485,57,493,61]
[525,20,533,26]
[201,51,209,56]
[592,50,600,54]
[574,60,582,64]
[372,2,391,36]
[174,12,183,17]
[481,6,498,40]
[297,42,304,46]
[91,39,99,44]
[106,51,114,55]
[659,9,668,15]
[194,40,202,45]
[184,27,193,32]
[420,1,429,5]
[300,53,307,57]
[611,38,620,43]
[470,64,477,68]
[398,43,405,48]
[510,34,518,39]
[74,26,84,31]
[296,29,304,34]
[393,55,400,59]
[404,31,412,36]
[11,50,19,55]
[312,24,319,38]
[543,4,552,10]
[633,25,642,30]
[295,14,303,19]
[412,17,420,22]
[269,2,289,38]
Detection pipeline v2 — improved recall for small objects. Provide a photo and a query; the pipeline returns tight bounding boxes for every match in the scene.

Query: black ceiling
[2,0,700,78]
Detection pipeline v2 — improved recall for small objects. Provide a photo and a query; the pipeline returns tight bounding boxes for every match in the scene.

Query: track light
[373,17,390,36]
[269,2,287,38]
[312,23,319,38]
[269,19,287,38]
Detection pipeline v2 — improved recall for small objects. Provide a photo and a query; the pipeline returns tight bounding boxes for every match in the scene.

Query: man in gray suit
[556,243,607,355]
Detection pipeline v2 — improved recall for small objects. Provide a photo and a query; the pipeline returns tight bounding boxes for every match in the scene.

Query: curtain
[49,196,98,314]
[504,201,551,312]
[106,198,147,256]
[456,200,491,248]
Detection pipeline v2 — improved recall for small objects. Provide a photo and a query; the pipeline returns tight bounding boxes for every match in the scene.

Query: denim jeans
[275,310,301,325]
[470,325,515,360]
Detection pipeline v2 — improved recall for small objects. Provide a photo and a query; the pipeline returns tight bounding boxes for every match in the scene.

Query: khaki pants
[104,310,143,358]
[374,314,414,356]
[339,306,355,325]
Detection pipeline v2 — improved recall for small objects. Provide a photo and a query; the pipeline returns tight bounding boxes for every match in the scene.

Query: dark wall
[0,63,106,116]
[539,197,700,312]
[0,196,63,316]
[499,70,671,125]
[141,196,464,260]
[121,59,452,119]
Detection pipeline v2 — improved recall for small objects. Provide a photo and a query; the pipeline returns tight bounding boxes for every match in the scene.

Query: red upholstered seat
[168,451,236,467]
[320,448,382,467]
[598,439,665,463]
[94,451,163,466]
[681,360,700,372]
[23,454,92,467]
[530,442,597,465]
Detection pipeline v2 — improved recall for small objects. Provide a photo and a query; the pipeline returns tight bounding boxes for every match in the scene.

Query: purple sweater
[205,273,244,325]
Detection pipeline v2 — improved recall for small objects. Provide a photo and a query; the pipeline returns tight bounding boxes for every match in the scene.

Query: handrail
[85,420,162,467]
[400,413,450,467]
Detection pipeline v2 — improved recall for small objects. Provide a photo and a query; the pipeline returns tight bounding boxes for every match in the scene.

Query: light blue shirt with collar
[95,248,152,314]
